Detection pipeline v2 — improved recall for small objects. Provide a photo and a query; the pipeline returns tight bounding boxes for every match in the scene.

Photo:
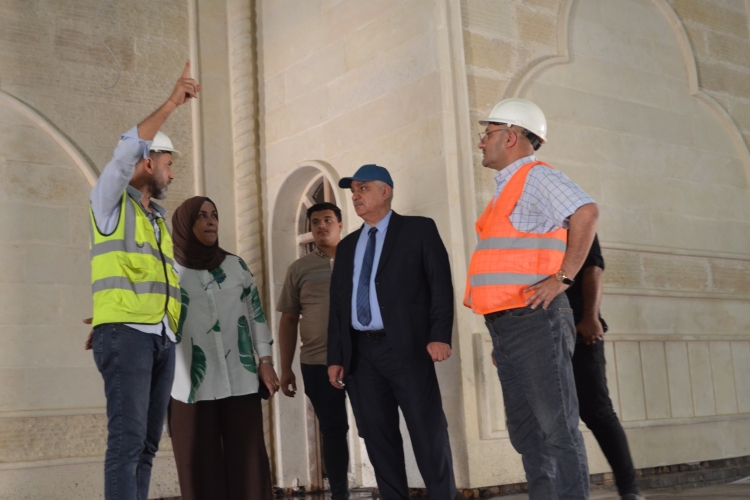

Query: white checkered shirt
[494,155,595,234]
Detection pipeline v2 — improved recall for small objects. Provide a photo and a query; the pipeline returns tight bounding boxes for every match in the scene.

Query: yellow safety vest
[90,193,181,331]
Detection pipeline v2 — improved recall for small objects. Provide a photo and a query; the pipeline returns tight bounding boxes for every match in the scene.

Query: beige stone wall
[673,0,750,152]
[0,94,180,499]
[2,0,750,496]
[462,0,564,208]
[0,102,95,412]
[0,1,192,498]
[461,0,750,488]
[0,0,194,211]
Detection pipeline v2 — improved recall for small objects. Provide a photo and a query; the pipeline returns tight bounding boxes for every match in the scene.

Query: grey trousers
[485,293,590,500]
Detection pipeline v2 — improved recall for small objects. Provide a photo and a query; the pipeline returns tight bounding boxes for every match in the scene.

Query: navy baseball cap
[338,164,393,189]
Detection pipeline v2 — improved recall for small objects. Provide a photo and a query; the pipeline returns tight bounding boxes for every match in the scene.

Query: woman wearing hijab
[169,196,278,500]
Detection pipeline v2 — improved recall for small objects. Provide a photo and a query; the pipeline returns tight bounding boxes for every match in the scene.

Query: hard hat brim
[149,148,181,156]
[477,118,547,143]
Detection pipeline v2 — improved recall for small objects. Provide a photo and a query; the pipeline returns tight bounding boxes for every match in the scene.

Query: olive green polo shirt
[276,249,333,365]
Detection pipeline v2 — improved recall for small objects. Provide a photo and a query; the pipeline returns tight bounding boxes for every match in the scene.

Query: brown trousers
[168,394,273,500]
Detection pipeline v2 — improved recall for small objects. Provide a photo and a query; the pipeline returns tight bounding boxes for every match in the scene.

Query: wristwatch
[259,359,274,366]
[555,269,575,285]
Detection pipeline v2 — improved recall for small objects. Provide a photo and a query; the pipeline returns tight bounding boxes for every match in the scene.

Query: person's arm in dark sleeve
[327,245,346,387]
[422,218,454,346]
[578,235,605,345]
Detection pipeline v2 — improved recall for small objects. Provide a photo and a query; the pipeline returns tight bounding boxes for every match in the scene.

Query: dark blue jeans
[92,324,175,500]
[485,294,589,500]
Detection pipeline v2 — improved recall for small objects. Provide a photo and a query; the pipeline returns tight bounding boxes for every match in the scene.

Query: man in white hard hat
[464,98,598,500]
[88,62,200,500]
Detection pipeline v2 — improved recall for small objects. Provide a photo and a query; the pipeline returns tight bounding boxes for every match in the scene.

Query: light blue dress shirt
[91,126,154,234]
[351,210,393,331]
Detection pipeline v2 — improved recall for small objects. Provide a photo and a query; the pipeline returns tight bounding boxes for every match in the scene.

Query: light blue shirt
[350,210,393,331]
[90,126,155,234]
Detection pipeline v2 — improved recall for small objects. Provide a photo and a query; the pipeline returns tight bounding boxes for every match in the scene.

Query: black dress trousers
[345,331,456,500]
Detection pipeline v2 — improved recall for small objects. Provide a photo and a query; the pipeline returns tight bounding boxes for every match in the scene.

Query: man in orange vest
[465,98,599,500]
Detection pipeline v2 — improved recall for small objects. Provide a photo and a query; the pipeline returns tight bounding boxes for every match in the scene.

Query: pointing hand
[168,60,202,107]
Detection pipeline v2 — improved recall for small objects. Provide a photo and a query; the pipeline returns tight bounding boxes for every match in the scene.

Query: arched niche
[269,160,344,303]
[0,91,101,412]
[266,160,347,489]
[506,0,750,255]
[0,91,98,187]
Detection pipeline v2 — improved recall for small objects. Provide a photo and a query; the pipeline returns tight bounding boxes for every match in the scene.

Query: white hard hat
[479,98,547,148]
[150,131,180,155]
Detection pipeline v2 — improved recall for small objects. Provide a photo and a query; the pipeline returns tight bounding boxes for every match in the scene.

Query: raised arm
[137,61,200,141]
[90,61,201,231]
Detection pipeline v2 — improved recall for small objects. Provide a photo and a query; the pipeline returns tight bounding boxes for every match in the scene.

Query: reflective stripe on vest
[91,276,181,300]
[470,273,549,287]
[90,239,175,268]
[90,193,181,330]
[464,161,567,315]
[474,237,567,252]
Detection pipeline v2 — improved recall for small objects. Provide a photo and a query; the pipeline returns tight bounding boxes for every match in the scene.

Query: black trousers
[346,331,456,500]
[572,337,639,496]
[300,363,350,500]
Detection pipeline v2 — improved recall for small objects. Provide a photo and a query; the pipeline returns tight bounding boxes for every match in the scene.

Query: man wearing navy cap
[327,165,456,499]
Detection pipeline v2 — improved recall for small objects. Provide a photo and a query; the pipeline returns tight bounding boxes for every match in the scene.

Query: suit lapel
[376,212,403,277]
[344,226,363,291]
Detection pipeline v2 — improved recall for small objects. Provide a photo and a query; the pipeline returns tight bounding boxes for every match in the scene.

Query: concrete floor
[297,476,750,499]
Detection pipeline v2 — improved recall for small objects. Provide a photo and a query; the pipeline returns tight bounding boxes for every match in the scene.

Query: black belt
[484,308,520,322]
[353,328,386,339]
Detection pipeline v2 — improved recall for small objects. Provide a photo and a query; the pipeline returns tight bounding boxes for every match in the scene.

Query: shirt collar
[313,248,332,260]
[494,155,537,190]
[126,185,167,218]
[364,209,393,234]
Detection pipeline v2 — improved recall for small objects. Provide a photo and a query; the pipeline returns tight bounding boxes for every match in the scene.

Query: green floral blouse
[171,255,273,403]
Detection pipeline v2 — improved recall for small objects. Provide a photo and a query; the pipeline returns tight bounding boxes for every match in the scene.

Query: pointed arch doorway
[295,171,334,491]
[268,161,377,492]
[295,173,336,257]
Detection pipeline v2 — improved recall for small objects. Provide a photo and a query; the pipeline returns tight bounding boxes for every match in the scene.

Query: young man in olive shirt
[277,202,349,500]
[565,235,645,500]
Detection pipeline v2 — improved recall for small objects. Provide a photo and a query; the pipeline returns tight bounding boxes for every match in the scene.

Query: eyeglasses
[478,125,511,143]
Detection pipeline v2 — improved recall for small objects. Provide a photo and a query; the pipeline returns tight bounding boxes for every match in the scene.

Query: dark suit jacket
[327,212,454,374]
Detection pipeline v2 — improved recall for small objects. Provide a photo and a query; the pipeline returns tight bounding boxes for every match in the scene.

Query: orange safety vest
[464,161,567,314]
